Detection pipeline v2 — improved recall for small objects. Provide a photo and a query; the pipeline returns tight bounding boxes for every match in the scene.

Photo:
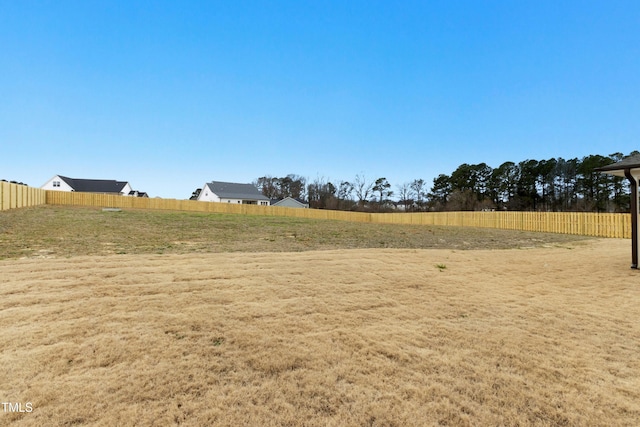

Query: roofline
[594,154,640,173]
[50,175,131,192]
[202,181,270,201]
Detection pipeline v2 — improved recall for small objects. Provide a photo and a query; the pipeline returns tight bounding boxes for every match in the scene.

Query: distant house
[271,197,309,208]
[128,190,149,198]
[197,181,270,206]
[41,175,145,196]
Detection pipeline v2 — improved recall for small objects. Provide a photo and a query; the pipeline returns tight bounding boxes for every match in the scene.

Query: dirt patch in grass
[0,205,590,259]
[1,239,639,426]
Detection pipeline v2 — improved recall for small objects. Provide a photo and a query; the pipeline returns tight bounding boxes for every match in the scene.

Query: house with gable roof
[41,175,146,196]
[270,197,309,208]
[197,181,270,205]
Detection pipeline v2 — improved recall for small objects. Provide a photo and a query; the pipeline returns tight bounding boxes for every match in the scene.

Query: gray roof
[58,176,130,193]
[271,197,309,207]
[205,181,269,200]
[595,154,640,177]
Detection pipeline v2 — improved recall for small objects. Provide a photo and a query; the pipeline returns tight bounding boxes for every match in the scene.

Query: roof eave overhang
[594,154,640,178]
[596,168,640,178]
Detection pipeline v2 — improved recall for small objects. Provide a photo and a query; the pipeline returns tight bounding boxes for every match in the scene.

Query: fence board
[0,182,46,211]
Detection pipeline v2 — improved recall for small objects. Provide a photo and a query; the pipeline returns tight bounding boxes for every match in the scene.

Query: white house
[41,175,134,195]
[197,181,270,206]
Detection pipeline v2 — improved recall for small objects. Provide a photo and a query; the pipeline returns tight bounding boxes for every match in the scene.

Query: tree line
[255,152,637,213]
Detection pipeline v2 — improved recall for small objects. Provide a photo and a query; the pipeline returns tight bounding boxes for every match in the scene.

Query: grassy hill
[0,205,590,259]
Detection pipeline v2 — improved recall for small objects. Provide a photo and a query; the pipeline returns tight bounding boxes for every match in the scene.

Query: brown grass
[1,238,639,426]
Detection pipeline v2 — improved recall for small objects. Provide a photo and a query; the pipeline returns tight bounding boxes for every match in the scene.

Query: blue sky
[2,1,639,199]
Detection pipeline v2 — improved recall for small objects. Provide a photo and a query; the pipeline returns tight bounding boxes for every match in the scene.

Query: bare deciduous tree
[307,176,337,209]
[254,176,279,199]
[353,174,373,208]
[396,182,412,211]
[410,179,427,210]
[255,174,307,200]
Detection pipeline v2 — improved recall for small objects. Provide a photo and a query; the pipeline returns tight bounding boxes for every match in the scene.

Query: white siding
[197,183,270,205]
[41,175,74,192]
[197,184,221,202]
[121,183,133,195]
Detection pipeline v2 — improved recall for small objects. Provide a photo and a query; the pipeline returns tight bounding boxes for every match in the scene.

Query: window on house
[53,181,60,187]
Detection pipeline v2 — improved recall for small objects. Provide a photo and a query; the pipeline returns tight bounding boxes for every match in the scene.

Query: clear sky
[2,1,639,199]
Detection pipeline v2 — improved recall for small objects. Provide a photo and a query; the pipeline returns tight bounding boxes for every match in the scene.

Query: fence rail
[0,182,47,211]
[41,190,632,239]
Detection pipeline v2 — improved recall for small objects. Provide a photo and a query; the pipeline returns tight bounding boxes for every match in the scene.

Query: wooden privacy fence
[43,190,632,239]
[0,181,46,211]
[370,211,631,238]
[44,190,373,222]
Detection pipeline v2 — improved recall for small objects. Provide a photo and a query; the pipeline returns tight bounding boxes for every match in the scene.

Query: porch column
[624,169,638,269]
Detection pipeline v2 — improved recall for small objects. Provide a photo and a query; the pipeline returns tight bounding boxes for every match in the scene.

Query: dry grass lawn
[1,236,639,426]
